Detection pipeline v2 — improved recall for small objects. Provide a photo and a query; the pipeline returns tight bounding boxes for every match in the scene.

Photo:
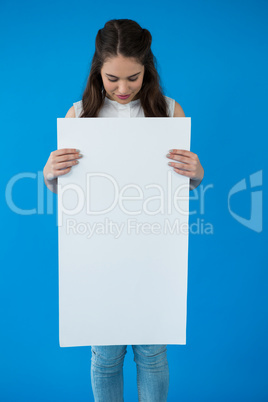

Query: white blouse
[73,95,175,118]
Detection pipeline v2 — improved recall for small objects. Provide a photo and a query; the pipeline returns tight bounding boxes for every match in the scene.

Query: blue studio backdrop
[1,0,267,401]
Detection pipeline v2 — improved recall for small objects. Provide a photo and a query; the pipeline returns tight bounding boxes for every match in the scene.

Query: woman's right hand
[43,148,82,181]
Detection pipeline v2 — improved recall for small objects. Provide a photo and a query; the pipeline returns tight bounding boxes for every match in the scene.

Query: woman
[43,19,204,401]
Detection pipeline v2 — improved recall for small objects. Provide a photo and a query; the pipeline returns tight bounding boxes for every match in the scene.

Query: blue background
[1,0,267,400]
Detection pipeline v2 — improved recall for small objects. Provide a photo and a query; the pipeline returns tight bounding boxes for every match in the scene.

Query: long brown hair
[80,19,169,118]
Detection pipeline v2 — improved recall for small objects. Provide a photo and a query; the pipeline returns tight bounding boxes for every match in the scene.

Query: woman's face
[100,54,145,104]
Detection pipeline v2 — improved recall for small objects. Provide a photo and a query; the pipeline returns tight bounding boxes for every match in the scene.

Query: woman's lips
[116,94,131,99]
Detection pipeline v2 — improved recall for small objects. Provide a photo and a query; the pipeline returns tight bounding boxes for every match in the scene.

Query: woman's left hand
[166,149,204,182]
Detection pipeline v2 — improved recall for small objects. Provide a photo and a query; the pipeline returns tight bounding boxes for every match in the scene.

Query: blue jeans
[91,344,169,401]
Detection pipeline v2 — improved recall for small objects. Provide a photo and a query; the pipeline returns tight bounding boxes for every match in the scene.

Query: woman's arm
[171,101,204,190]
[43,106,79,194]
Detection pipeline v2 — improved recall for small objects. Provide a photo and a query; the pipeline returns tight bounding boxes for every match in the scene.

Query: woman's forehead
[102,55,143,72]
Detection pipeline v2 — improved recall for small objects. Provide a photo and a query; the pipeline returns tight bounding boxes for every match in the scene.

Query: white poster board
[57,117,191,347]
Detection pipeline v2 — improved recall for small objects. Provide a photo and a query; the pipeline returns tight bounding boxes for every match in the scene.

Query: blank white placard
[57,117,191,347]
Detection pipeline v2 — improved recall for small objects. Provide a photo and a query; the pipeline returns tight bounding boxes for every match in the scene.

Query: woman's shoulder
[65,105,76,118]
[164,95,185,117]
[64,100,83,118]
[173,100,185,117]
[62,100,83,118]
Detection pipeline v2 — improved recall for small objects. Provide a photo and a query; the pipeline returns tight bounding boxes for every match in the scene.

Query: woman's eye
[108,78,138,82]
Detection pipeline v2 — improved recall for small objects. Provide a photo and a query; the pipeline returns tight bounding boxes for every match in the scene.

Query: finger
[169,149,196,158]
[173,166,195,178]
[55,167,72,176]
[56,152,82,163]
[52,148,80,157]
[168,162,195,171]
[166,154,192,164]
[54,159,79,170]
[46,167,72,180]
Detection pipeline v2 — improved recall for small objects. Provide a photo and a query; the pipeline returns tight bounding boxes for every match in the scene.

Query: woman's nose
[117,82,130,94]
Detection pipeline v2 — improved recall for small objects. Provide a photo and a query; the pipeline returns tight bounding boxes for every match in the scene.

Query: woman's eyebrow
[105,71,142,78]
